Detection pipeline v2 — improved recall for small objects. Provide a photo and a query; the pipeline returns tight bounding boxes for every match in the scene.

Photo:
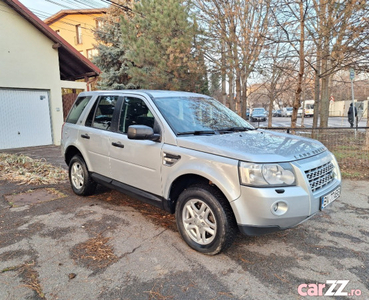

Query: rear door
[79,95,119,177]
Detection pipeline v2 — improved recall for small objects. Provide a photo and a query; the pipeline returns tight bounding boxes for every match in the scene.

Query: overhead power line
[45,0,74,10]
[99,0,133,13]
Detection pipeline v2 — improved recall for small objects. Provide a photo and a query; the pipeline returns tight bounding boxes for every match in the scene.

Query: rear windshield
[65,96,92,124]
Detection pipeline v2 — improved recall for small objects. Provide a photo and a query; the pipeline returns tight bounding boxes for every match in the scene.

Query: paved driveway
[0,146,368,299]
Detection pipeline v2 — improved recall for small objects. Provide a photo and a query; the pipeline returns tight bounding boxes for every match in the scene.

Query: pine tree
[93,1,137,90]
[120,0,208,92]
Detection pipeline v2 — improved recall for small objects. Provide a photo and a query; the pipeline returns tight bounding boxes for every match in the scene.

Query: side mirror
[127,125,160,141]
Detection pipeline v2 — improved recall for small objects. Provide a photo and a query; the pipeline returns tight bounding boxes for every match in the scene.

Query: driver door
[109,95,163,196]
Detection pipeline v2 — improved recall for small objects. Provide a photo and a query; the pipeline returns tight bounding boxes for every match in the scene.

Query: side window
[85,100,98,127]
[65,96,92,124]
[91,96,118,130]
[119,97,155,133]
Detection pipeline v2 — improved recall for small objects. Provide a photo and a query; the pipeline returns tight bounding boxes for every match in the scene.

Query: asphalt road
[0,147,368,299]
[252,116,368,128]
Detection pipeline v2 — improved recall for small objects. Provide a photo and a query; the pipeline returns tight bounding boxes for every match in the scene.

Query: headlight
[239,162,296,187]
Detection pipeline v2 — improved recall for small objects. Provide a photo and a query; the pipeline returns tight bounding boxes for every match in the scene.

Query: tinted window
[92,96,118,130]
[118,97,155,133]
[65,96,92,124]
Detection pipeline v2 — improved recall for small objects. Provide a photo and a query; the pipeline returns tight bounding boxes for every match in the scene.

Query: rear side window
[91,96,119,130]
[66,96,92,124]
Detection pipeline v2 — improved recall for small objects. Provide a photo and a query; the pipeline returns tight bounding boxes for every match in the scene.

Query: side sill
[90,173,173,212]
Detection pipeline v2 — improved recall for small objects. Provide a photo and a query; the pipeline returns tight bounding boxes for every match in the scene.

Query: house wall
[0,1,86,146]
[47,12,104,59]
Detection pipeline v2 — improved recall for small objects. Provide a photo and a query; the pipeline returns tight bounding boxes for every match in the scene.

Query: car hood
[177,129,327,163]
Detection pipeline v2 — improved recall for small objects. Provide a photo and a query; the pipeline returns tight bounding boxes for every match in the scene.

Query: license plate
[320,186,340,210]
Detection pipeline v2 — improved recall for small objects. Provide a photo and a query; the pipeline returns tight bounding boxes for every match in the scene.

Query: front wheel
[175,184,237,255]
[69,155,96,196]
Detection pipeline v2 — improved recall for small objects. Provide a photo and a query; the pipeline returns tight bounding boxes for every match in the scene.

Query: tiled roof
[44,8,107,25]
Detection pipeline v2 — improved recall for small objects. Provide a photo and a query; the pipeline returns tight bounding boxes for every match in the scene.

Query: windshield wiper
[177,130,216,136]
[218,127,254,133]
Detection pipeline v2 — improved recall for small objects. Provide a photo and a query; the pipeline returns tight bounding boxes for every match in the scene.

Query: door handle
[112,142,124,148]
[81,134,90,139]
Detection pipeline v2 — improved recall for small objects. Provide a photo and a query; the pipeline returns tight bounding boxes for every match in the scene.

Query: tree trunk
[228,70,235,111]
[320,75,330,127]
[235,72,241,115]
[313,70,320,129]
[221,41,227,105]
[241,76,248,119]
[319,0,331,128]
[291,0,305,129]
[268,92,274,128]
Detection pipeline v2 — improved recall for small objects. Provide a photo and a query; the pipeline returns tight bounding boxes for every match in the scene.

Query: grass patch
[340,171,363,179]
[300,129,369,180]
[0,153,67,185]
[333,149,369,160]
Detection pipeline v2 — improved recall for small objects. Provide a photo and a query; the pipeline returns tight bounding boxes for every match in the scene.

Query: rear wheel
[69,155,96,196]
[175,184,237,255]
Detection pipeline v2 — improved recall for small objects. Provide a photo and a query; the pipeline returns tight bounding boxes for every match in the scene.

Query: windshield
[253,108,265,114]
[153,96,254,134]
[287,107,293,111]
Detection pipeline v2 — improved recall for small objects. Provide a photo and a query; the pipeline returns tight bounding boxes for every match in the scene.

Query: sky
[19,0,109,19]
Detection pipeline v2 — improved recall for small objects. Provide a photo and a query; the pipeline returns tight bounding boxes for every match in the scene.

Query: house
[0,0,100,150]
[44,8,107,60]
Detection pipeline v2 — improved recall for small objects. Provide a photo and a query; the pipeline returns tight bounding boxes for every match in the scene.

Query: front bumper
[252,117,266,121]
[230,180,341,236]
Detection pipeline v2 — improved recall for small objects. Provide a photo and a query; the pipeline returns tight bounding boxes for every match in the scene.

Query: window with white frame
[87,48,98,60]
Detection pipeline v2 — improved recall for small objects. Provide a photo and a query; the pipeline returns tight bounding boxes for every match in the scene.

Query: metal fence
[266,127,369,180]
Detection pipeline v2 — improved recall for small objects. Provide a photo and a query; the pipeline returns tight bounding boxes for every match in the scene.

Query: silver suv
[61,90,341,255]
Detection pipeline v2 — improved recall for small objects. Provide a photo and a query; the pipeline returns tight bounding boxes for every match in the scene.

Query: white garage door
[0,89,53,149]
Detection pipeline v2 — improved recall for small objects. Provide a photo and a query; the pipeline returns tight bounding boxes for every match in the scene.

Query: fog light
[271,201,288,216]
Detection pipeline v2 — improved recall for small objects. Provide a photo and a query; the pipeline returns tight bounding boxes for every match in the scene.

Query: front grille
[305,162,334,192]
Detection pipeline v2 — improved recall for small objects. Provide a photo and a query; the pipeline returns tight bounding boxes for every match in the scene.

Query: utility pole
[350,68,356,136]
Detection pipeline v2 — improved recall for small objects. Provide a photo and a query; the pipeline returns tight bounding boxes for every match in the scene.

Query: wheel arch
[64,145,83,166]
[167,174,234,215]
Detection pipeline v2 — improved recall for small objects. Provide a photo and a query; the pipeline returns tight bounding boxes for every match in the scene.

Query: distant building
[329,100,368,118]
[45,8,107,60]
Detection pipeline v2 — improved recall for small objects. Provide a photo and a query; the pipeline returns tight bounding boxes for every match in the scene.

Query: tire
[69,155,96,196]
[175,184,237,255]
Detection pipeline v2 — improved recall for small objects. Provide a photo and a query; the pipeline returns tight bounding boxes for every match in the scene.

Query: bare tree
[268,0,369,128]
[269,0,310,128]
[306,0,369,127]
[192,0,271,117]
[257,41,298,127]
